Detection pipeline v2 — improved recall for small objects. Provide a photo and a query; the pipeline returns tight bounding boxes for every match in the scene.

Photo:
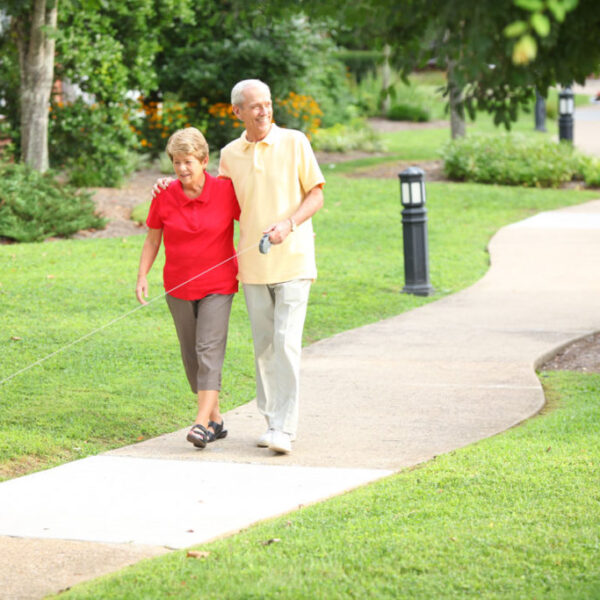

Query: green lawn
[2,113,599,597]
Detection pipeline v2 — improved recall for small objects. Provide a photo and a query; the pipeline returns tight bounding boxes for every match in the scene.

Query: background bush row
[443,134,600,188]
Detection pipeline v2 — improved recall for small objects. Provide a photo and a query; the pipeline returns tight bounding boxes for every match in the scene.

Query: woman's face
[172,153,207,187]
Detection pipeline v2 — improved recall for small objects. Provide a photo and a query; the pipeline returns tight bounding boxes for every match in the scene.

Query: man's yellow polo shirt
[219,124,325,285]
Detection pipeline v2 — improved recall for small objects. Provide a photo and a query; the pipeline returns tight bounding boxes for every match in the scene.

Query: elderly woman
[136,127,240,449]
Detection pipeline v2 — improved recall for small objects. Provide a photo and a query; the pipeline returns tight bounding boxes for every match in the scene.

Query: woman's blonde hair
[166,127,209,162]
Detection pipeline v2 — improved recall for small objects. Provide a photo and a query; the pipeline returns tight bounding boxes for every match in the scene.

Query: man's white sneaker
[257,429,273,448]
[269,430,292,454]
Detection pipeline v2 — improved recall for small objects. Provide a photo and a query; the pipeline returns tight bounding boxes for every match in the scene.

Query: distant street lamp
[399,167,434,296]
[558,87,574,143]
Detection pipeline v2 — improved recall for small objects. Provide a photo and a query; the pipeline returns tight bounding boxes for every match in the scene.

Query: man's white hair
[231,79,271,107]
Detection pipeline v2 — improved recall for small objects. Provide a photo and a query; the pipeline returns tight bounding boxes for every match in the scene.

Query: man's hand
[263,186,322,245]
[264,219,294,245]
[151,177,174,199]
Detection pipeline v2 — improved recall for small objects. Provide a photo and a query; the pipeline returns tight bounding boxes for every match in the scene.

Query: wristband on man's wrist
[288,217,297,232]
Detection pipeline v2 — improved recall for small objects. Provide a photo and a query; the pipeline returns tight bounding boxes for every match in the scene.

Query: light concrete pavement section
[573,78,600,156]
[0,456,390,548]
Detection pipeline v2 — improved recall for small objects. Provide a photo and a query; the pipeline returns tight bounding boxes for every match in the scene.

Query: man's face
[233,85,273,142]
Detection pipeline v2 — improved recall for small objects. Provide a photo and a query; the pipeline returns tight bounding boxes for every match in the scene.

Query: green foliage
[351,71,446,120]
[505,0,579,64]
[157,9,354,130]
[48,99,139,187]
[312,119,385,152]
[575,153,600,187]
[441,134,592,187]
[306,0,600,130]
[203,102,242,151]
[274,92,323,137]
[334,49,381,83]
[387,102,430,122]
[134,98,197,158]
[55,0,196,102]
[0,162,105,242]
[0,32,20,157]
[0,117,16,162]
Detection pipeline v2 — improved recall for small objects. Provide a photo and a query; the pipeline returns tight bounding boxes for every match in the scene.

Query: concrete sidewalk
[2,199,599,599]
[572,77,600,156]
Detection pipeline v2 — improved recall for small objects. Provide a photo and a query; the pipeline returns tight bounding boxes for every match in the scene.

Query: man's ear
[232,104,242,120]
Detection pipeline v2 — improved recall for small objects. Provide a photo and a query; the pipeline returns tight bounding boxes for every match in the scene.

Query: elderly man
[221,79,325,454]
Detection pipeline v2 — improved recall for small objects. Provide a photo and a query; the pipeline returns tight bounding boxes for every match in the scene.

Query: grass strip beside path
[55,371,600,599]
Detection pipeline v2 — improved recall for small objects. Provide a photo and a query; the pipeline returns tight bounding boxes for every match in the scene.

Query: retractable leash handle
[259,233,272,254]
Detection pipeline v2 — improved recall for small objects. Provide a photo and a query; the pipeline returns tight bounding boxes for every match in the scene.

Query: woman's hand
[136,275,149,305]
[136,228,163,304]
[152,177,174,198]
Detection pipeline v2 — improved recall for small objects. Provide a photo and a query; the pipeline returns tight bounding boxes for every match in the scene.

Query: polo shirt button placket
[253,142,265,172]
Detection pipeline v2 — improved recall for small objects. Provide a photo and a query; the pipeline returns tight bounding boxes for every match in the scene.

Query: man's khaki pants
[243,279,311,436]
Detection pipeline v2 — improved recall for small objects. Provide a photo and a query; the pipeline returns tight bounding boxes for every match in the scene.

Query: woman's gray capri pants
[165,293,234,393]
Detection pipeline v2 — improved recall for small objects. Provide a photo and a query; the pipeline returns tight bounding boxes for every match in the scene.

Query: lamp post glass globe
[399,167,426,207]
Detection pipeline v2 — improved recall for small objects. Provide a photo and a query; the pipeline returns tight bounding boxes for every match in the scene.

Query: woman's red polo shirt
[146,173,240,300]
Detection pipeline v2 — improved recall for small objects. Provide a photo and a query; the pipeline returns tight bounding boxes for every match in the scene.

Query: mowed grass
[2,109,600,597]
[54,370,600,599]
[0,178,597,479]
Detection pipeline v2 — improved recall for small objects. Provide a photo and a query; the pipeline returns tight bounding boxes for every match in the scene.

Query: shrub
[312,119,386,153]
[205,102,242,151]
[134,98,198,157]
[0,116,16,162]
[49,99,138,187]
[387,102,430,122]
[275,92,323,139]
[158,13,354,131]
[334,49,381,84]
[0,162,106,243]
[442,134,581,187]
[575,154,600,187]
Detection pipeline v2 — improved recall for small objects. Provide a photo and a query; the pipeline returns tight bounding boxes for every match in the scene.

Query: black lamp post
[558,87,574,143]
[399,167,434,296]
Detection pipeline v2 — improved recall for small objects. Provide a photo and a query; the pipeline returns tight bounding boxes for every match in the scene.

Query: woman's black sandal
[207,420,228,443]
[187,424,209,449]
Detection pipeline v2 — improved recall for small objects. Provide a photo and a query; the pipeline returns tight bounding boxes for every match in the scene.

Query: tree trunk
[381,44,392,115]
[15,0,58,172]
[447,61,466,139]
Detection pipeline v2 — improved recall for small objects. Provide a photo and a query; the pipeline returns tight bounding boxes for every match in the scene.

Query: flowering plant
[133,98,196,157]
[275,92,323,138]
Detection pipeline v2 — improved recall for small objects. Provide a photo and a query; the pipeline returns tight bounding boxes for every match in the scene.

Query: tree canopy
[1,0,599,175]
[300,0,599,127]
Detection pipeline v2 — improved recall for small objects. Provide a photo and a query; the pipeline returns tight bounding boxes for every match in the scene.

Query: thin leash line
[0,242,257,387]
